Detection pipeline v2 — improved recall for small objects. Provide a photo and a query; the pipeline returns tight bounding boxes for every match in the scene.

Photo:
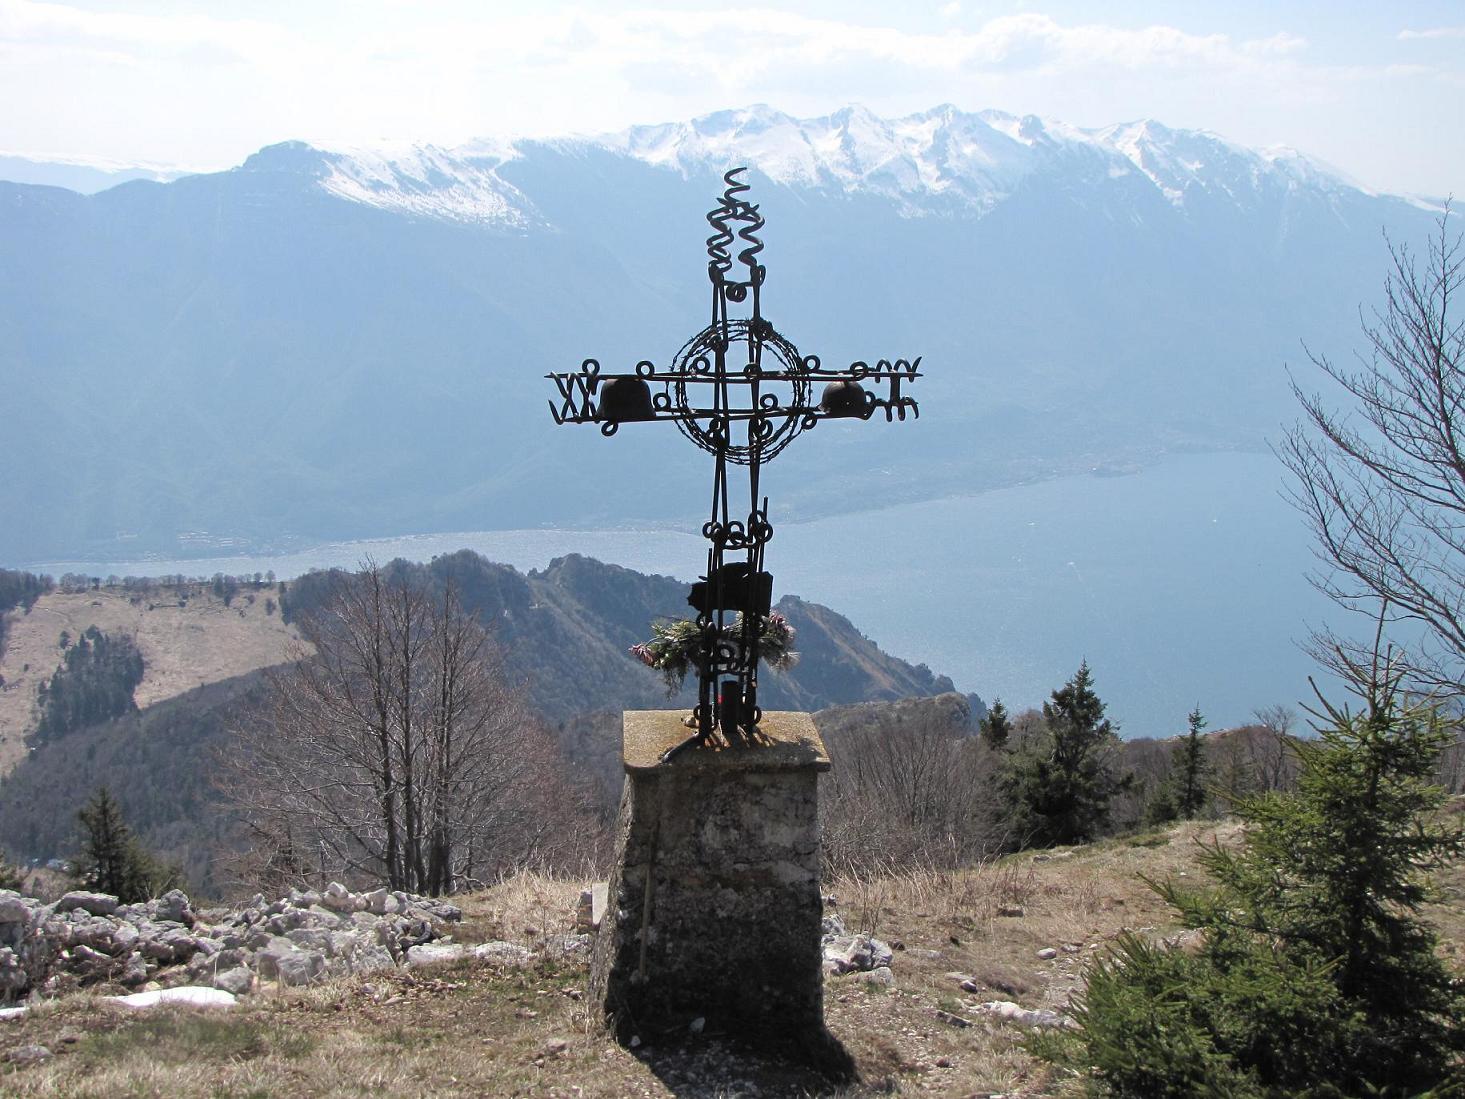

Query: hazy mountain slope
[0,669,264,892]
[0,551,960,884]
[0,154,182,194]
[0,105,1439,563]
[283,551,957,721]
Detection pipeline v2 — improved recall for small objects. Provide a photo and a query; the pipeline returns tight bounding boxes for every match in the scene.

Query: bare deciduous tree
[818,695,998,871]
[1280,209,1465,692]
[229,562,586,895]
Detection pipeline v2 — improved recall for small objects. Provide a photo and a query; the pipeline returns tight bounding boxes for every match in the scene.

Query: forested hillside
[0,551,964,893]
[283,551,957,720]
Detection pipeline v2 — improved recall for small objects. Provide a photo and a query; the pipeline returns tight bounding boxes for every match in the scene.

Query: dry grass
[2,826,1460,1097]
[0,587,300,775]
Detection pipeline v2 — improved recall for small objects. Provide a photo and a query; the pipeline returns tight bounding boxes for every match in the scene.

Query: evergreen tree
[1174,704,1209,819]
[979,698,1011,749]
[1000,661,1127,846]
[33,626,144,742]
[75,787,155,902]
[1043,651,1465,1095]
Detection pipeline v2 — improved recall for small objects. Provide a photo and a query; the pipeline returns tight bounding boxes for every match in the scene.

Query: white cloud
[1398,26,1465,40]
[0,2,1457,195]
[0,0,290,61]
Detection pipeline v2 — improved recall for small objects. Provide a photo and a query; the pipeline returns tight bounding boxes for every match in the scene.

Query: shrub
[1041,651,1465,1095]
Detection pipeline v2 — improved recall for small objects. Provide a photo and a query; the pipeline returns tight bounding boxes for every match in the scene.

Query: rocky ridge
[0,883,538,1005]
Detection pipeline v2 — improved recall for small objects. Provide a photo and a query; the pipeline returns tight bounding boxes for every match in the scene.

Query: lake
[26,451,1353,738]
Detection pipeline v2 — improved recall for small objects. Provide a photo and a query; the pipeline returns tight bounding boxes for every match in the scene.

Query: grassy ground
[3,821,1461,1097]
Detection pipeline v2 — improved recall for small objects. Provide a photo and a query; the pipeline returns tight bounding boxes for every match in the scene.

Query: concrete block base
[589,711,842,1064]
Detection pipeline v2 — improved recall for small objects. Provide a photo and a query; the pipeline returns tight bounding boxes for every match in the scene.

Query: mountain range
[0,103,1442,563]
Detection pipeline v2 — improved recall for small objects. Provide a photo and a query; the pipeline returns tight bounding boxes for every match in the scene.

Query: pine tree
[1174,705,1209,819]
[75,787,155,903]
[979,698,1011,749]
[1000,661,1127,846]
[1043,651,1465,1094]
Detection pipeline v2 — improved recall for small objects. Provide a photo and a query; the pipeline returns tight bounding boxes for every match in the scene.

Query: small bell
[819,379,868,417]
[597,376,656,422]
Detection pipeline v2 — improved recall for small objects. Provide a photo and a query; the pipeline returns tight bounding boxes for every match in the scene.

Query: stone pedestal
[589,711,832,1053]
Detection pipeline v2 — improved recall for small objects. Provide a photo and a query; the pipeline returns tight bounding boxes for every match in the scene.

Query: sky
[2,0,1461,197]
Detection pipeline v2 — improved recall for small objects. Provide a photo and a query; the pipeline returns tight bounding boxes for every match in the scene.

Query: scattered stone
[120,953,149,986]
[152,889,194,926]
[4,1043,52,1067]
[822,934,894,975]
[0,894,32,925]
[55,891,118,917]
[1164,929,1205,954]
[1036,947,1059,960]
[470,941,533,966]
[933,1008,973,1028]
[544,1037,569,1056]
[852,966,895,988]
[997,905,1025,917]
[975,1000,1074,1029]
[689,1016,705,1034]
[212,967,254,996]
[0,882,492,1008]
[406,943,466,968]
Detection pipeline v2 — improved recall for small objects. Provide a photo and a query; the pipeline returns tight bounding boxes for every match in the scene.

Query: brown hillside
[0,587,299,776]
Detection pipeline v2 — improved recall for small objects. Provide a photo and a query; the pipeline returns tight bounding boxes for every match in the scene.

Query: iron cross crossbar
[546,168,921,759]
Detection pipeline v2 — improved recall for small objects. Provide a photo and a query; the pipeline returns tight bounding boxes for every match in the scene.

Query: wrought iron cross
[547,168,920,757]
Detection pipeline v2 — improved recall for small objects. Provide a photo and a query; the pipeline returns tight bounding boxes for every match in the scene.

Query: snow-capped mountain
[0,102,1441,563]
[154,104,1382,228]
[216,104,1384,226]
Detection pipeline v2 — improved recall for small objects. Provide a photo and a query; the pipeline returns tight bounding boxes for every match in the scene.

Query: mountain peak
[239,141,332,177]
[214,104,1369,226]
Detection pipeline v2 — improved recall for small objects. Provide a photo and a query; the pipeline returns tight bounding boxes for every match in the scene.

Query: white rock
[1036,947,1058,960]
[470,941,533,966]
[975,1000,1074,1029]
[406,942,466,968]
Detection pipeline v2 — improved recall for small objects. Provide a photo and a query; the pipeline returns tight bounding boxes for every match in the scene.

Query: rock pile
[0,883,472,1003]
[820,914,895,986]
